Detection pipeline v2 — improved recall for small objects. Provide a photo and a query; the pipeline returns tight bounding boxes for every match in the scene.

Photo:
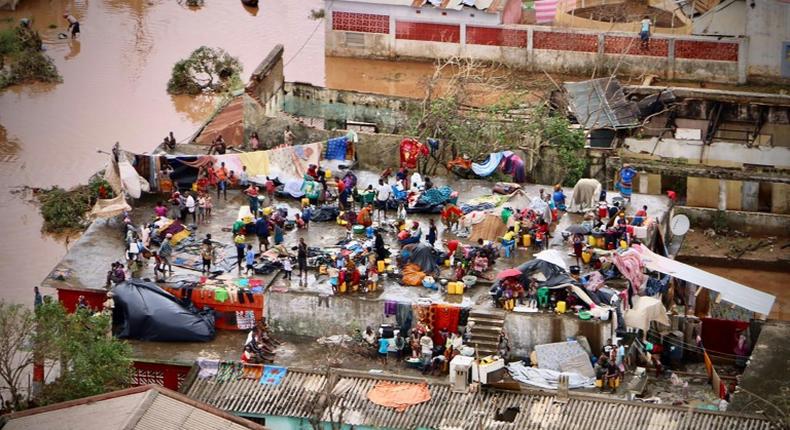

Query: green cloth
[215,288,229,303]
[362,190,375,204]
[232,220,244,234]
[501,207,513,223]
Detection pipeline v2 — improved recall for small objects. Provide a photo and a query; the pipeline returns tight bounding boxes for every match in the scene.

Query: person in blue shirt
[245,245,256,275]
[640,16,651,49]
[552,184,566,211]
[378,336,389,366]
[255,216,270,252]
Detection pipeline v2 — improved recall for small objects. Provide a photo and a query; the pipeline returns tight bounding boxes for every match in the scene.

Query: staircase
[467,308,506,358]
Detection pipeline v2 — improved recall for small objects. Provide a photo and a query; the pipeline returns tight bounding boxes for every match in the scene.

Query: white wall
[745,0,790,77]
[328,0,502,27]
[624,137,790,169]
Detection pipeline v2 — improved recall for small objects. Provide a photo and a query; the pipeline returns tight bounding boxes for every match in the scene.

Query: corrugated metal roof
[186,367,328,419]
[2,385,266,430]
[183,366,774,430]
[564,78,641,130]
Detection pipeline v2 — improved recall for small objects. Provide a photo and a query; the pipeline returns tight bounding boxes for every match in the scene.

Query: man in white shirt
[63,13,80,38]
[375,178,391,221]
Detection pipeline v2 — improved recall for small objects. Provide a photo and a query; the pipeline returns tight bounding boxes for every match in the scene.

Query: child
[426,219,437,248]
[239,165,249,188]
[295,213,305,229]
[245,244,256,275]
[197,193,207,224]
[204,194,213,221]
[282,257,293,281]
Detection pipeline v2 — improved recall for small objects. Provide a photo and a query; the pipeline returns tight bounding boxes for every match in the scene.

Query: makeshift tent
[534,250,569,272]
[504,257,576,289]
[567,178,602,213]
[405,243,439,274]
[89,156,132,218]
[624,295,670,332]
[472,152,505,177]
[534,341,595,377]
[633,244,775,315]
[469,213,509,243]
[112,279,216,342]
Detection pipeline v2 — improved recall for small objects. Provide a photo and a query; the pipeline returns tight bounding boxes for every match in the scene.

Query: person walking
[245,184,260,215]
[185,192,197,224]
[297,237,308,286]
[255,215,270,252]
[234,232,246,272]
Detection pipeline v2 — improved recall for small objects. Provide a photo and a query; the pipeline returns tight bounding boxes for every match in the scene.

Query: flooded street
[0,0,325,304]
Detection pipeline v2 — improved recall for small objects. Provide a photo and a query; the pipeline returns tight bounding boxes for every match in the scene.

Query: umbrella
[496,268,523,279]
[565,224,590,235]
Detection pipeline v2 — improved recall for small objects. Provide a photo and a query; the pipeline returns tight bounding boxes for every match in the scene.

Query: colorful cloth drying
[612,249,645,293]
[432,304,461,345]
[367,382,431,412]
[325,136,349,160]
[259,365,287,385]
[400,138,429,169]
[384,300,398,316]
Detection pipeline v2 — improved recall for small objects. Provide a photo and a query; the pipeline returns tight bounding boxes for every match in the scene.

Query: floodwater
[0,0,326,305]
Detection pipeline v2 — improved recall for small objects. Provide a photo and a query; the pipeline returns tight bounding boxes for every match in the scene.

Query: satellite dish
[670,214,690,236]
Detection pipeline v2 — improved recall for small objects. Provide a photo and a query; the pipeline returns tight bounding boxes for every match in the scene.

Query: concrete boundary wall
[325,8,747,83]
[265,289,612,357]
[675,206,790,235]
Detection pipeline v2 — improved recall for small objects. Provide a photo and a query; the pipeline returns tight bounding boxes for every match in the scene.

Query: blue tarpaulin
[471,152,505,177]
[326,136,348,160]
[259,365,287,385]
[418,186,452,206]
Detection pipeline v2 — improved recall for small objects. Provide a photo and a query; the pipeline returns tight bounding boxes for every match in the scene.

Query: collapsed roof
[564,78,641,130]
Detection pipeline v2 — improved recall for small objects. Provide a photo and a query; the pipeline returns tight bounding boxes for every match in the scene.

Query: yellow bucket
[444,259,451,267]
[587,235,596,246]
[339,282,347,293]
[582,251,593,264]
[325,169,332,179]
[377,260,386,272]
[620,240,628,249]
[522,234,531,247]
[596,237,605,248]
[556,300,567,313]
[301,198,310,207]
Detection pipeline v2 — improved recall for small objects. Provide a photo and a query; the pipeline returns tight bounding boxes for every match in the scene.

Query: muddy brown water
[0,0,326,304]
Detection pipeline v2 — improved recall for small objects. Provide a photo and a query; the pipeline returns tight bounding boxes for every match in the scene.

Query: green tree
[167,46,243,95]
[0,300,133,410]
[527,107,588,186]
[34,302,133,405]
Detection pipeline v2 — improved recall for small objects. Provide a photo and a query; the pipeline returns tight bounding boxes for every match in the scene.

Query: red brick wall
[533,31,597,52]
[604,36,668,57]
[675,40,738,61]
[466,26,528,47]
[332,11,389,34]
[395,21,461,43]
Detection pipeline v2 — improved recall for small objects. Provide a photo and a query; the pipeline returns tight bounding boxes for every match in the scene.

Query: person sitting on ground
[363,326,377,347]
[552,184,567,211]
[441,202,463,233]
[356,204,373,228]
[208,134,226,155]
[632,205,648,226]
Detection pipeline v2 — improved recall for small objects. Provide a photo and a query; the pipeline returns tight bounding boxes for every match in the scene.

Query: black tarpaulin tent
[112,279,215,342]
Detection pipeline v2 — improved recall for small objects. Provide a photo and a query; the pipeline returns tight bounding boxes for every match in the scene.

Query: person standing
[426,219,438,248]
[249,132,260,150]
[185,192,197,224]
[273,222,284,246]
[282,257,293,281]
[375,179,391,222]
[255,215,270,251]
[159,233,173,274]
[640,16,652,49]
[378,336,389,366]
[216,162,229,201]
[245,184,260,215]
[245,244,256,276]
[234,233,246,272]
[283,126,295,146]
[63,13,80,38]
[297,237,308,286]
[201,235,214,274]
[264,176,275,205]
[33,286,43,308]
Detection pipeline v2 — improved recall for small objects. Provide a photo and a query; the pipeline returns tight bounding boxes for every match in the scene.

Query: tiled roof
[183,366,774,430]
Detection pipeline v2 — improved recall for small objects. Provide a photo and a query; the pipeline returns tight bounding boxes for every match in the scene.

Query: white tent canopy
[633,244,775,316]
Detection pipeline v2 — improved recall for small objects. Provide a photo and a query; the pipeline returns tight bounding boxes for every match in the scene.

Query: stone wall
[245,44,285,114]
[325,9,747,83]
[504,313,613,360]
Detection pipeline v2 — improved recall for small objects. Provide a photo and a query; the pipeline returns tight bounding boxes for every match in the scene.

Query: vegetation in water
[167,46,243,95]
[36,176,115,233]
[0,300,133,411]
[0,25,61,90]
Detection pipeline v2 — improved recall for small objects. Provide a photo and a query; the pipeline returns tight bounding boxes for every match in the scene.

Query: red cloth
[399,138,428,169]
[431,304,460,345]
[700,317,749,356]
[446,240,459,253]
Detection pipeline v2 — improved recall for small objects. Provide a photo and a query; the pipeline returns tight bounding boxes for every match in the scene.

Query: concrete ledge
[675,206,790,235]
